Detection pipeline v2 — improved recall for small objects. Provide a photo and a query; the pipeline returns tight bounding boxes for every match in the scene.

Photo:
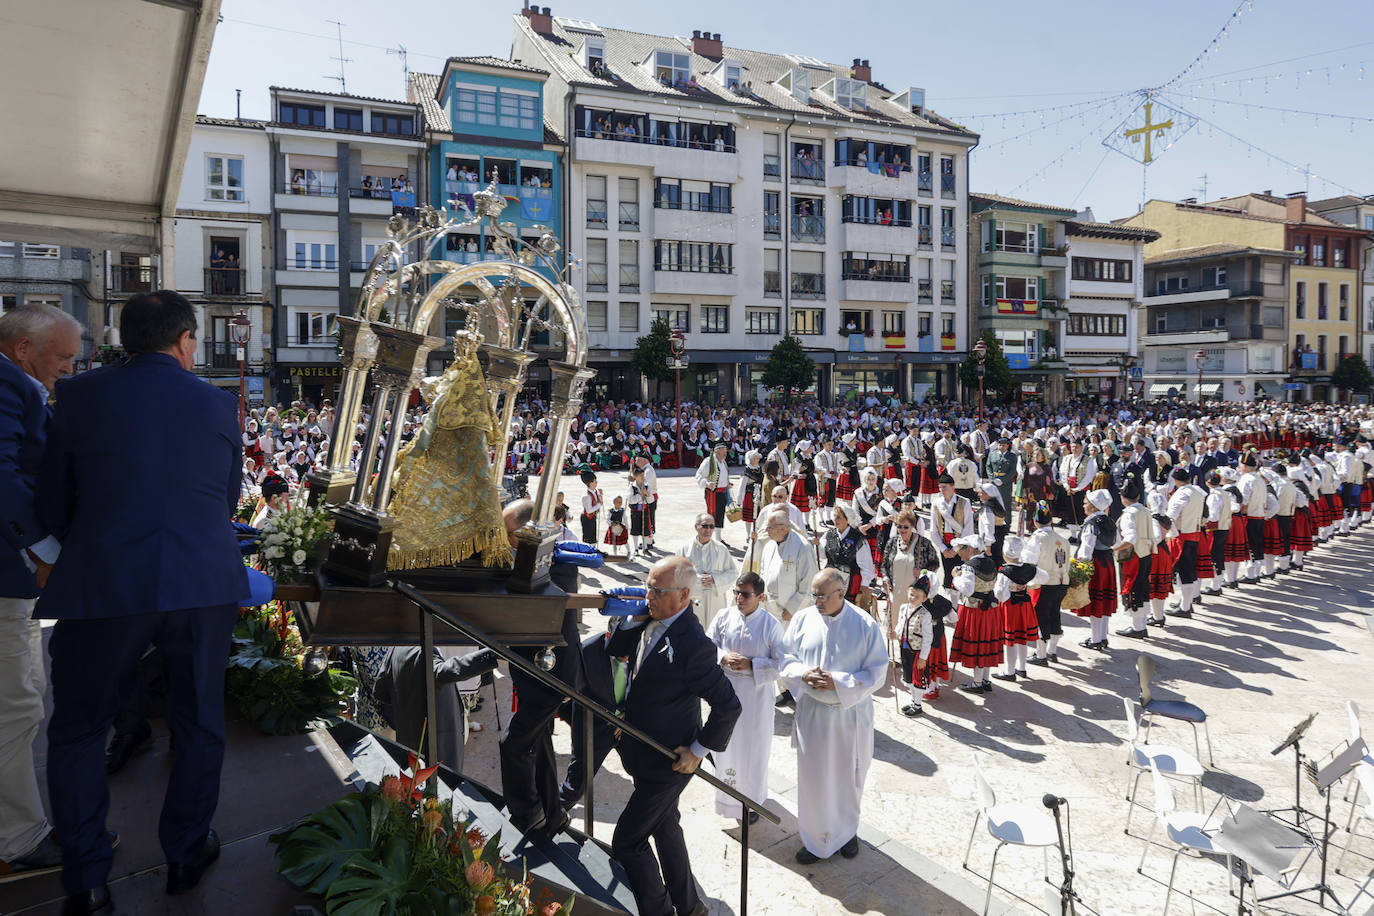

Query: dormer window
[654,50,690,88]
[777,67,810,104]
[724,63,742,91]
[827,77,866,110]
[585,39,606,76]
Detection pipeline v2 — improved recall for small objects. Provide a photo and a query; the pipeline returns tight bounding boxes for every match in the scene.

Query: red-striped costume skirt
[1149,547,1175,600]
[1363,486,1373,513]
[1077,555,1118,618]
[1119,553,1145,599]
[885,464,903,480]
[1224,515,1251,561]
[1166,531,1207,581]
[836,475,856,501]
[920,645,950,687]
[950,600,1004,669]
[790,478,813,512]
[866,532,882,568]
[604,523,629,547]
[1001,592,1039,646]
[819,480,835,507]
[1263,517,1284,556]
[1290,508,1315,552]
[1318,494,1338,528]
[919,464,941,495]
[741,489,757,524]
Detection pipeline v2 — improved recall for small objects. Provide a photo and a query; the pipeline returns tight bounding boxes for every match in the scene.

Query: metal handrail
[390,579,779,916]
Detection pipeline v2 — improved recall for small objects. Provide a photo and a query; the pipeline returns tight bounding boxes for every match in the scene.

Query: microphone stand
[1044,796,1080,916]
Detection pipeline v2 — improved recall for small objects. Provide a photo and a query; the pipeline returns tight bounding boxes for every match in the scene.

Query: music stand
[1260,737,1367,912]
[1265,712,1319,831]
[1215,803,1313,916]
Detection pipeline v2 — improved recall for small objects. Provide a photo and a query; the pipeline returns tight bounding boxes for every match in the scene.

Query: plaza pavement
[460,466,1374,915]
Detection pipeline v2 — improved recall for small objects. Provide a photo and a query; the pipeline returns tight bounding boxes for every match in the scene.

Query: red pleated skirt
[836,477,856,501]
[1363,486,1372,512]
[919,465,941,495]
[790,478,812,512]
[1291,508,1315,552]
[950,603,1004,669]
[1149,548,1175,600]
[920,645,950,686]
[1119,554,1143,598]
[1224,515,1250,561]
[1001,593,1039,645]
[885,464,902,480]
[1077,559,1118,618]
[741,490,756,524]
[1263,517,1284,556]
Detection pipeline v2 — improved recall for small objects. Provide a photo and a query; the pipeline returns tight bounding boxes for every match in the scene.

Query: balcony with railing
[279,180,338,199]
[205,341,241,371]
[585,263,608,292]
[941,280,955,302]
[791,272,825,299]
[764,210,781,239]
[918,225,933,248]
[790,157,824,186]
[940,171,956,197]
[618,201,640,230]
[791,214,825,243]
[764,270,782,298]
[618,264,640,292]
[940,226,957,250]
[111,264,157,294]
[917,169,933,194]
[918,279,933,302]
[203,267,249,298]
[763,154,781,180]
[586,199,608,227]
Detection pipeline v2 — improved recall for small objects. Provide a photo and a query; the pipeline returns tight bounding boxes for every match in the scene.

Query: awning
[1148,383,1184,397]
[1198,383,1222,396]
[0,0,220,252]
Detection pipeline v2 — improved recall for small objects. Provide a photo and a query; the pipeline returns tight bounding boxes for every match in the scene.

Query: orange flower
[541,903,563,915]
[466,827,487,848]
[379,776,407,804]
[422,808,444,835]
[474,894,496,916]
[465,861,495,889]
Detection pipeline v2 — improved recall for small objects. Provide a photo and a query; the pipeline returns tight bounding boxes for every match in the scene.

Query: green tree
[632,316,675,399]
[1331,353,1374,398]
[761,335,816,403]
[959,330,1013,400]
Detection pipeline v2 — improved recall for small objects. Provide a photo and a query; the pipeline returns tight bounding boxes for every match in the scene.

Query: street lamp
[668,327,687,466]
[1194,348,1207,405]
[231,310,252,428]
[973,336,988,419]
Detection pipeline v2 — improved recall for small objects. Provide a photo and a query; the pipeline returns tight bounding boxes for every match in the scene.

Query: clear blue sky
[200,0,1374,220]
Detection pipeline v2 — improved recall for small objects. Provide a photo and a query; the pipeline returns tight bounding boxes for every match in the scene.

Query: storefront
[278,363,343,406]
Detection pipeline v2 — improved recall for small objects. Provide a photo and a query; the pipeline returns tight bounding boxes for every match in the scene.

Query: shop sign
[1020,382,1039,395]
[288,365,342,378]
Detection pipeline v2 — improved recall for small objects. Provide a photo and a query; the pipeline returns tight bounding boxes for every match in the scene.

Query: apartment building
[511,8,977,404]
[0,241,95,355]
[267,87,426,404]
[1308,194,1374,370]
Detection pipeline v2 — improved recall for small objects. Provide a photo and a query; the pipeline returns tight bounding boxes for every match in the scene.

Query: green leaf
[326,834,415,916]
[270,793,389,895]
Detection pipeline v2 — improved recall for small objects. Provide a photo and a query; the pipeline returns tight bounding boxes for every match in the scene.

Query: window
[723,63,742,91]
[1339,335,1350,358]
[653,240,733,273]
[764,249,781,297]
[917,153,932,193]
[291,239,338,270]
[652,306,689,331]
[941,314,955,337]
[791,196,825,241]
[0,241,13,257]
[456,88,498,126]
[654,50,690,86]
[917,313,932,337]
[882,310,905,335]
[0,294,15,311]
[840,310,872,333]
[619,240,639,292]
[1066,314,1127,336]
[23,294,61,307]
[843,251,910,282]
[1366,216,1374,231]
[791,308,824,335]
[293,311,336,346]
[654,178,732,212]
[333,108,363,131]
[586,300,608,332]
[918,259,933,300]
[1294,280,1306,319]
[941,208,956,247]
[370,112,416,136]
[586,39,606,74]
[840,196,910,226]
[1312,242,1325,267]
[990,220,1036,253]
[1318,282,1328,320]
[764,191,781,238]
[279,101,325,127]
[1339,283,1351,321]
[832,77,866,109]
[700,305,728,333]
[941,260,955,301]
[586,176,607,226]
[781,67,810,104]
[21,243,58,259]
[746,307,779,335]
[995,329,1037,362]
[206,155,244,202]
[791,250,824,299]
[1073,257,1134,282]
[917,206,932,246]
[1333,240,1347,268]
[1154,275,1189,294]
[585,238,608,291]
[1200,265,1226,287]
[618,177,639,229]
[619,302,640,332]
[994,276,1039,302]
[496,93,538,131]
[940,156,955,196]
[1262,305,1284,327]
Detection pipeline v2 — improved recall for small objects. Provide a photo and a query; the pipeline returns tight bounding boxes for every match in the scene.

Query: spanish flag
[996,298,1038,315]
[883,334,905,349]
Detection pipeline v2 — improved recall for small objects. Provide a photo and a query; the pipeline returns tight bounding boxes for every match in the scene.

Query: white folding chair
[1138,654,1214,766]
[1121,698,1205,834]
[1345,701,1374,812]
[962,754,1064,916]
[1348,865,1374,916]
[1137,761,1234,915]
[1338,762,1374,875]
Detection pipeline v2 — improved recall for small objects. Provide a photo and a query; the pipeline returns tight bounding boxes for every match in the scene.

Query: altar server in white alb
[678,513,738,630]
[779,568,889,864]
[706,571,785,824]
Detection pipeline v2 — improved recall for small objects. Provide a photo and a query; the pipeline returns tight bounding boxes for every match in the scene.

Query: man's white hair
[766,507,791,527]
[0,303,80,343]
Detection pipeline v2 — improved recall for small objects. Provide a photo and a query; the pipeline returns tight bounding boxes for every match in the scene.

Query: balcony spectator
[879,209,893,227]
[445,164,457,183]
[290,170,305,195]
[856,148,868,167]
[223,254,241,295]
[362,176,374,197]
[714,133,725,152]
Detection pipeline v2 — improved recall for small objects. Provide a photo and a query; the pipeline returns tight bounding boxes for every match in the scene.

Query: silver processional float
[296,180,593,648]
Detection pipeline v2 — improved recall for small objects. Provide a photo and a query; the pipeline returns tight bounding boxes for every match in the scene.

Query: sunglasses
[698,523,716,529]
[733,589,758,598]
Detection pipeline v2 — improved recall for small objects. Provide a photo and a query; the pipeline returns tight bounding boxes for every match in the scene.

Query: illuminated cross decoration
[1123,101,1174,164]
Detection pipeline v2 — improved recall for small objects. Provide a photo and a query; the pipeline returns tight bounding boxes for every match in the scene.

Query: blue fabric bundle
[553,540,605,568]
[600,586,647,617]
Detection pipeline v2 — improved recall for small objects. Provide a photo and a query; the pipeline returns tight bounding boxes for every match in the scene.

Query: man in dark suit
[608,556,741,916]
[558,627,618,809]
[0,304,80,880]
[37,291,249,914]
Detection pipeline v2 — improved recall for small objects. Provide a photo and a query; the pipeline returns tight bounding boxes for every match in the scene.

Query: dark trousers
[1177,539,1199,585]
[47,605,237,893]
[647,497,658,537]
[1342,483,1361,516]
[1246,517,1265,562]
[1130,553,1153,608]
[581,513,597,544]
[1034,584,1068,637]
[1277,515,1292,554]
[500,666,564,830]
[612,769,699,916]
[1211,529,1228,575]
[559,701,616,808]
[940,552,960,590]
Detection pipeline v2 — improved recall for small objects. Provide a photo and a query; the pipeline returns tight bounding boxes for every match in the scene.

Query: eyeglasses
[645,584,684,596]
[697,523,715,529]
[733,589,757,598]
[810,590,841,602]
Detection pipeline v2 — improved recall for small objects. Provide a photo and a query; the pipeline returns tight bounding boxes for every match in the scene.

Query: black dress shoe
[62,885,113,915]
[1116,627,1148,639]
[795,846,821,864]
[840,835,860,858]
[166,829,220,895]
[958,682,985,693]
[774,690,795,709]
[1027,656,1050,667]
[1171,608,1193,618]
[1047,653,1059,663]
[991,672,1017,682]
[106,726,152,775]
[1147,617,1166,628]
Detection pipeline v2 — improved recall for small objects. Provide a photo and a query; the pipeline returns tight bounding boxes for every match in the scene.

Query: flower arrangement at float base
[270,750,572,915]
[258,503,334,583]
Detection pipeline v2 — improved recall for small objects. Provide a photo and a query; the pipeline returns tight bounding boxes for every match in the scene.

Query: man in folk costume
[900,422,922,496]
[677,514,738,631]
[1218,467,1250,587]
[579,468,603,545]
[821,502,877,603]
[627,467,655,557]
[1267,465,1298,574]
[1022,502,1071,666]
[1285,464,1317,569]
[1058,439,1097,529]
[766,433,794,482]
[706,572,784,825]
[1237,451,1268,582]
[634,454,660,551]
[945,444,979,504]
[928,472,974,589]
[1334,437,1361,535]
[1164,466,1206,618]
[1314,450,1340,541]
[836,432,861,503]
[694,442,731,539]
[778,568,888,864]
[814,435,840,515]
[1114,479,1155,638]
[948,535,1002,693]
[990,536,1040,682]
[1201,469,1231,596]
[1075,489,1118,651]
[970,418,992,474]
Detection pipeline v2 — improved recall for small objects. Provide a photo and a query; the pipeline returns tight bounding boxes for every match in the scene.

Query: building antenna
[325,20,351,93]
[1194,172,1208,201]
[388,44,410,92]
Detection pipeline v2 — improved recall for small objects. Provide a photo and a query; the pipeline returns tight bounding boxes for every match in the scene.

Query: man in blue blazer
[37,291,248,914]
[607,556,741,916]
[0,304,80,880]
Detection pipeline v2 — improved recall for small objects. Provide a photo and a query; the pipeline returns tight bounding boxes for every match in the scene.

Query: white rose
[265,546,284,559]
[292,549,307,565]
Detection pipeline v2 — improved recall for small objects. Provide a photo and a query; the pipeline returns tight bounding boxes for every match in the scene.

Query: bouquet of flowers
[1067,558,1094,587]
[258,504,334,584]
[270,751,571,915]
[235,493,259,524]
